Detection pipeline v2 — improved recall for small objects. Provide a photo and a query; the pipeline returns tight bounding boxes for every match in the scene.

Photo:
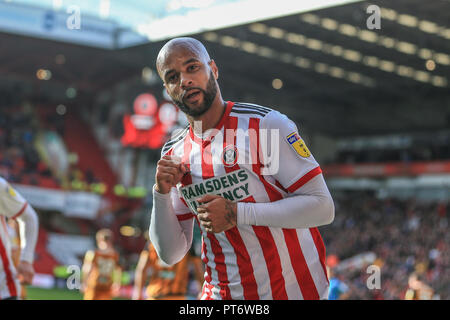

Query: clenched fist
[155,155,189,194]
[197,194,237,233]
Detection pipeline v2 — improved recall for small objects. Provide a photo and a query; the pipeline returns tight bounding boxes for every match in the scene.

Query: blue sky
[6,0,241,29]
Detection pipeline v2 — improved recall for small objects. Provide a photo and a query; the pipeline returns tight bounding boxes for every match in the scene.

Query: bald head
[156,37,211,79]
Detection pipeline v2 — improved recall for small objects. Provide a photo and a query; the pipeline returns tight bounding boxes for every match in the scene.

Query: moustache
[181,87,204,100]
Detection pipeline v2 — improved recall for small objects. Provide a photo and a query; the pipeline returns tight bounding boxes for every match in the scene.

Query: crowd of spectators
[0,104,61,188]
[0,103,106,192]
[321,191,449,299]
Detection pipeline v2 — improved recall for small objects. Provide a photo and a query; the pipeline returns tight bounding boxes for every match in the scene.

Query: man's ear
[209,60,219,80]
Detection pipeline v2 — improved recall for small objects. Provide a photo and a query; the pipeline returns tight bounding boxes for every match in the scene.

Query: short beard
[172,71,217,117]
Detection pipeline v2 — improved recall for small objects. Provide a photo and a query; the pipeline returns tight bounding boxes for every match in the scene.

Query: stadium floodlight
[66,87,77,99]
[425,60,436,72]
[36,69,52,80]
[56,104,67,115]
[272,79,283,90]
[141,67,155,84]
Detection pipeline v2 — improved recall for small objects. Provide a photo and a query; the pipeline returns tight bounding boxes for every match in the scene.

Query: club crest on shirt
[222,144,239,167]
[286,132,311,158]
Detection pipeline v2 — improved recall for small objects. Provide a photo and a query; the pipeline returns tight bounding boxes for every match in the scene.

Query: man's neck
[189,96,226,135]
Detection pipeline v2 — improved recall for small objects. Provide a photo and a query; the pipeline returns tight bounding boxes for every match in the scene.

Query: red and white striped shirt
[160,101,329,300]
[0,177,28,299]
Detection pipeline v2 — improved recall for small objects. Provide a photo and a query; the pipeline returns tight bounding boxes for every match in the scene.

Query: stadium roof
[5,0,361,44]
[0,0,449,138]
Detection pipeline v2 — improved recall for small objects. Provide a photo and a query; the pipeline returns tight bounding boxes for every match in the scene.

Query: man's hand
[17,261,34,285]
[155,155,189,194]
[197,194,237,233]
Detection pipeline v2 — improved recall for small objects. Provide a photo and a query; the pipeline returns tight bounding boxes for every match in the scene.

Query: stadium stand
[63,111,118,197]
[321,191,448,299]
[47,233,95,266]
[34,228,60,275]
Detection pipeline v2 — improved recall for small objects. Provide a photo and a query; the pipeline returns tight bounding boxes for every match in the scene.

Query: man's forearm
[17,205,39,263]
[149,186,193,265]
[237,175,335,229]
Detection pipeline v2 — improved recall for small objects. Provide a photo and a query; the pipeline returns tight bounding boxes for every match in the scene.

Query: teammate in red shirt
[150,37,335,300]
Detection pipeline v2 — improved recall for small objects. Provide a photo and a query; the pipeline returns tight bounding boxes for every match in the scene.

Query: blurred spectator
[328,266,350,300]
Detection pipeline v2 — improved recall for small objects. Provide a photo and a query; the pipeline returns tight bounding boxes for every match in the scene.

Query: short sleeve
[0,177,28,218]
[259,111,322,193]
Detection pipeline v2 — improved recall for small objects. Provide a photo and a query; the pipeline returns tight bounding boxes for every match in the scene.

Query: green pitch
[26,286,83,300]
[25,287,129,300]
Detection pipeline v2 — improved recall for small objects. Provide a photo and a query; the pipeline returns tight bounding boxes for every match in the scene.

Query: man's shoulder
[231,102,291,129]
[0,176,26,206]
[230,102,275,119]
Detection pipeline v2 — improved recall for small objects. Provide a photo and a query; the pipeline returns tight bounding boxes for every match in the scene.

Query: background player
[0,176,39,300]
[132,242,204,300]
[81,228,122,300]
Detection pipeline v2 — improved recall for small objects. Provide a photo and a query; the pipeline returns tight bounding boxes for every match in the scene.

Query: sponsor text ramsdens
[178,169,252,213]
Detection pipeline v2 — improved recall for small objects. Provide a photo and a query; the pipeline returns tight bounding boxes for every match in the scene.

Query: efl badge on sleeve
[286,132,311,158]
[7,185,17,198]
